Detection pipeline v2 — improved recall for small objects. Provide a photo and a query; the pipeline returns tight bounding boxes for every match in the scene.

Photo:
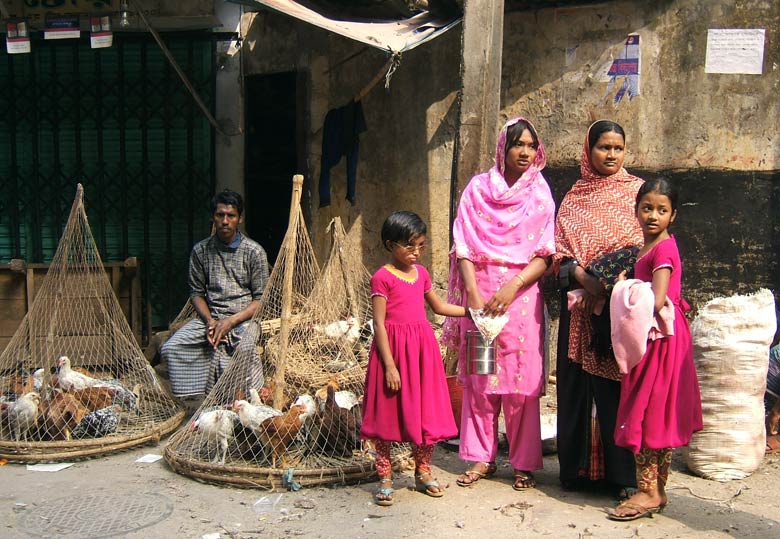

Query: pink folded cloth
[610,279,675,374]
[566,289,606,316]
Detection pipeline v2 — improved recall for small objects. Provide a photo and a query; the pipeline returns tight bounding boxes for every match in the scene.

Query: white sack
[683,289,775,481]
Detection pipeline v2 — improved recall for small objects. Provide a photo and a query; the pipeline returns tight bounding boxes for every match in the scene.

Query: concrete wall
[238,0,780,312]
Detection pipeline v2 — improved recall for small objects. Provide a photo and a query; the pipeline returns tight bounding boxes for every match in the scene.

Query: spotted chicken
[72,406,120,438]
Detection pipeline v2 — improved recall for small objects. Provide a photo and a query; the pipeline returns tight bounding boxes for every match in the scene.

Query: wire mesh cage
[164,176,411,488]
[0,184,185,462]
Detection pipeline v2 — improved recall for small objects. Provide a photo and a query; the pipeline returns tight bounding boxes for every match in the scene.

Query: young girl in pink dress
[361,211,467,506]
[609,178,703,521]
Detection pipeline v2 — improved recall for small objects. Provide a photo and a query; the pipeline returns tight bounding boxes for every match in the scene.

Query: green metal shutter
[0,34,216,335]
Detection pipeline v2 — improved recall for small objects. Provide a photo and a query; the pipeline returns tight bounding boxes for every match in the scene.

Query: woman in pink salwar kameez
[444,117,555,491]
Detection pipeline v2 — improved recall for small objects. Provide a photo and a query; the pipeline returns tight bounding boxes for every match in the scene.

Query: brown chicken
[316,385,359,456]
[257,403,311,467]
[314,377,340,405]
[70,386,118,412]
[38,391,88,440]
[13,372,36,397]
[255,379,290,411]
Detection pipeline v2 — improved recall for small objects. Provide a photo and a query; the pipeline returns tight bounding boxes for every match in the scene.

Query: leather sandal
[456,462,497,487]
[512,470,537,491]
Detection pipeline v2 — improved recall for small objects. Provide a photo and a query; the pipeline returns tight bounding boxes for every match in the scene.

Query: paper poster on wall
[44,14,80,40]
[6,20,31,54]
[603,34,640,105]
[705,29,765,74]
[90,15,113,49]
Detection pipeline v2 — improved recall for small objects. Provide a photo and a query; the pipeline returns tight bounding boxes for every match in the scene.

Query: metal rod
[128,0,235,137]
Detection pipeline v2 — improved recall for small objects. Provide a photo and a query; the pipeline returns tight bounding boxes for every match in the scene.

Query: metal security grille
[0,34,217,336]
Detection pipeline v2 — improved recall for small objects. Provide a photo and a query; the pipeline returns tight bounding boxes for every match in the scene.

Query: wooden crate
[0,257,144,354]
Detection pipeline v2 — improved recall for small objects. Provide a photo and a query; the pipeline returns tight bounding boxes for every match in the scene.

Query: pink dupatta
[442,117,556,351]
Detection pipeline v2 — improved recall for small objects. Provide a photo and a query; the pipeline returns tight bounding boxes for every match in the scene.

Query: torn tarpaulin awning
[243,0,461,53]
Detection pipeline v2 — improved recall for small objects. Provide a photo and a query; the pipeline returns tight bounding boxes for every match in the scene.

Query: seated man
[161,189,269,399]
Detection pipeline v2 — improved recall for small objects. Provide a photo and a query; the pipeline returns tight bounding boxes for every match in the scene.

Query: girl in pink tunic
[609,178,703,521]
[361,211,467,506]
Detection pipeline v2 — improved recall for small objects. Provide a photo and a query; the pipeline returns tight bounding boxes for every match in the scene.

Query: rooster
[1,392,41,441]
[316,385,359,456]
[189,409,239,464]
[257,402,316,467]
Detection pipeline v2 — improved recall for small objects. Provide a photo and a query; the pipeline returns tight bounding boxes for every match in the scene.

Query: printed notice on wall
[705,29,765,74]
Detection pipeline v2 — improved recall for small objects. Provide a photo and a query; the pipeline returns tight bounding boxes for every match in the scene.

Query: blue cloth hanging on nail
[318,100,367,207]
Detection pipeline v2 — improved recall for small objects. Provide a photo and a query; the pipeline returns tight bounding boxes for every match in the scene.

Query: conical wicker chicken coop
[164,176,410,488]
[0,184,185,462]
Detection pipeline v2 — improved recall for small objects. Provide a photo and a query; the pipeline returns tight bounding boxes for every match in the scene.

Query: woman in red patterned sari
[553,120,644,497]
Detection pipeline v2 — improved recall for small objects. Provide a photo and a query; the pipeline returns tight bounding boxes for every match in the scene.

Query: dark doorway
[244,72,299,265]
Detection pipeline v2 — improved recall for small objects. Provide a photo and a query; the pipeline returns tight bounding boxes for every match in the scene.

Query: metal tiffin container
[465,329,495,375]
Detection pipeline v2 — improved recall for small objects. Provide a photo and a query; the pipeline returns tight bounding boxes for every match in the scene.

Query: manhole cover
[20,492,173,539]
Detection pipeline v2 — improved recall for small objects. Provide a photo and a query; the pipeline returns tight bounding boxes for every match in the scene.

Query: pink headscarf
[443,117,556,350]
[451,117,555,265]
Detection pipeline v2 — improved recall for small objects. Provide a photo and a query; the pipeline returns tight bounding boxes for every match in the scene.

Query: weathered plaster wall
[503,0,780,171]
[242,10,461,289]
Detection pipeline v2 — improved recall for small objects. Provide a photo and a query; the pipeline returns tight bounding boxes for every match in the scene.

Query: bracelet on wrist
[515,273,526,287]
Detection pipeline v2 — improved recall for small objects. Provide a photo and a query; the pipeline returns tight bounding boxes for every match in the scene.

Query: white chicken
[232,399,282,431]
[248,388,265,406]
[56,356,140,413]
[56,356,100,392]
[189,409,239,464]
[32,369,45,393]
[1,391,41,441]
[313,316,360,343]
[293,394,317,420]
[313,382,358,412]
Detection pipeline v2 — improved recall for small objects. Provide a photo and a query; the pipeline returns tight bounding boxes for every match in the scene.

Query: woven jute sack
[682,289,776,481]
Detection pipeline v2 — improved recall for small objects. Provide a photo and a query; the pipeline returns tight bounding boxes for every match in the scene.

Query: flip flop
[415,472,446,498]
[374,478,394,506]
[607,501,662,521]
[456,462,497,487]
[766,434,780,453]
